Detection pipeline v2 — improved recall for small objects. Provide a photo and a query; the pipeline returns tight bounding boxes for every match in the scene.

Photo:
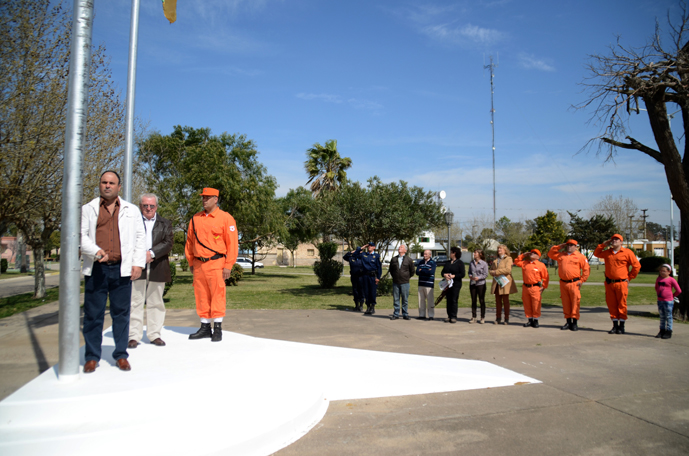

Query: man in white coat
[81,171,145,373]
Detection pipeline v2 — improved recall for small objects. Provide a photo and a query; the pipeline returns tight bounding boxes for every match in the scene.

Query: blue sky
[90,0,681,227]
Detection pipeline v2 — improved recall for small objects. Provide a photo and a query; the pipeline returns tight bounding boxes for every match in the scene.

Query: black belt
[366,271,377,277]
[105,260,121,266]
[198,254,225,263]
[560,277,580,283]
[605,277,626,284]
[524,282,542,288]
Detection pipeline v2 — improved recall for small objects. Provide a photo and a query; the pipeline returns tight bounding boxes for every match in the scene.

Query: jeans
[469,283,486,318]
[83,262,132,362]
[392,282,410,317]
[657,300,674,331]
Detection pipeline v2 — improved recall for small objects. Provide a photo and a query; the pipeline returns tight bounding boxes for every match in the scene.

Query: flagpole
[58,0,95,382]
[123,0,141,202]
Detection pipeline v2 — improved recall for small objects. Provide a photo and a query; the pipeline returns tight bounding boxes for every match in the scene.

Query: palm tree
[304,139,352,198]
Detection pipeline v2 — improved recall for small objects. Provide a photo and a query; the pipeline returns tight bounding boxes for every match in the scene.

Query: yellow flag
[162,0,177,24]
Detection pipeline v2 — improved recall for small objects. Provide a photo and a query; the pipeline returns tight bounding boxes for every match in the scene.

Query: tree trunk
[673,213,688,321]
[33,249,46,298]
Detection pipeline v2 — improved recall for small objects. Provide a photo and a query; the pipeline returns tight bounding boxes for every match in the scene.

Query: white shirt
[143,214,156,254]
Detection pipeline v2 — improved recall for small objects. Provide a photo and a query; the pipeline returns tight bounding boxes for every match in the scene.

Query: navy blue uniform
[343,249,365,310]
[354,247,382,313]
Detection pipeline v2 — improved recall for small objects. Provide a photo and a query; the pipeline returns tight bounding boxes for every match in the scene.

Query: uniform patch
[230,226,235,231]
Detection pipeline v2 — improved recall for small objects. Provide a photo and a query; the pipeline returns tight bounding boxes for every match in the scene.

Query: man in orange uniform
[593,234,641,335]
[548,240,590,331]
[514,249,549,328]
[185,188,238,342]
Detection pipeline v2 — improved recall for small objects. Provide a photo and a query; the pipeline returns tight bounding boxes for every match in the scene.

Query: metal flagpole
[123,0,141,202]
[58,0,95,382]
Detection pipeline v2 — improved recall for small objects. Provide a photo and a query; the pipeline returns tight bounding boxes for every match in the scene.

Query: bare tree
[576,4,689,319]
[589,195,639,235]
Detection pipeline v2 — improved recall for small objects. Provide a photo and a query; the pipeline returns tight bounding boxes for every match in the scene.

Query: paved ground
[0,297,687,455]
[0,271,60,298]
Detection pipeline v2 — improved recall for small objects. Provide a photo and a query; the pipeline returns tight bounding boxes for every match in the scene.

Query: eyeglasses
[141,205,156,209]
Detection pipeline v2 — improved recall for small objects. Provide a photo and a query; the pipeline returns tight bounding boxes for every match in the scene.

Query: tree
[495,216,532,254]
[577,5,689,319]
[277,187,318,267]
[433,221,463,253]
[526,210,567,255]
[137,126,280,274]
[568,212,618,261]
[304,139,352,197]
[0,0,127,297]
[589,195,639,236]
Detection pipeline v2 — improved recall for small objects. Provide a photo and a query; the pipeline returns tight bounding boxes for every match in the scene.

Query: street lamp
[444,210,454,257]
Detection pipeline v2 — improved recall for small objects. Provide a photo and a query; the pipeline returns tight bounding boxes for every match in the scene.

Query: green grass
[0,288,62,319]
[162,265,659,311]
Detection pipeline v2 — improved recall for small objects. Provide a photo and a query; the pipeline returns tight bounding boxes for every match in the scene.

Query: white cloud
[295,93,343,103]
[518,53,556,72]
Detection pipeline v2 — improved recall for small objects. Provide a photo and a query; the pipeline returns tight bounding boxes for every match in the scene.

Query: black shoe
[561,318,572,330]
[370,305,375,315]
[662,330,673,339]
[570,319,578,331]
[403,315,410,320]
[608,321,619,334]
[390,315,399,320]
[655,329,665,338]
[211,322,222,342]
[532,319,540,328]
[364,304,372,315]
[617,321,625,334]
[189,323,212,340]
[523,318,533,328]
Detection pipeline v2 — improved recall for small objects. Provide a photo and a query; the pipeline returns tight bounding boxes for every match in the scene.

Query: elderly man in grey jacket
[389,244,415,320]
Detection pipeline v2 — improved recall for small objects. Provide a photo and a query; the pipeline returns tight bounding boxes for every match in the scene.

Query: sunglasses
[141,204,156,209]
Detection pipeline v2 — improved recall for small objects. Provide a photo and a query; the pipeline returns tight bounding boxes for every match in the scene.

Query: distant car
[432,255,448,264]
[236,257,264,269]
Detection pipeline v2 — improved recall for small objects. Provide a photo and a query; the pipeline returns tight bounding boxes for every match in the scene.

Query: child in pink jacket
[655,264,681,339]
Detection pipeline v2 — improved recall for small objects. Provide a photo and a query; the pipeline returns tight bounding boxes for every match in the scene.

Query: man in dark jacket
[416,249,437,320]
[389,244,415,320]
[128,193,173,348]
[344,246,365,312]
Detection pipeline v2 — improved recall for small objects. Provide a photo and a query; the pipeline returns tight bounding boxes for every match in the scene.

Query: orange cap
[611,234,623,241]
[530,249,541,257]
[200,188,219,197]
[565,239,578,246]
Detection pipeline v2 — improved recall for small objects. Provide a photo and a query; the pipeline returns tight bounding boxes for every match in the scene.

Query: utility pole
[640,209,648,239]
[484,55,498,228]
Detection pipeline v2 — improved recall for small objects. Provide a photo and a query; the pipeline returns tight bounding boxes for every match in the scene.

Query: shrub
[377,276,393,296]
[225,262,244,286]
[180,258,189,272]
[1,259,7,273]
[313,242,343,288]
[637,250,653,259]
[639,256,671,273]
[163,262,177,297]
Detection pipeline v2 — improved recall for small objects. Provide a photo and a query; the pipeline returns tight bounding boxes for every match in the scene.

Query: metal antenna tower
[484,55,498,227]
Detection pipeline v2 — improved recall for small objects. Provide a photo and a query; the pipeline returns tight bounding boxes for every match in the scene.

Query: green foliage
[225,262,244,286]
[377,277,393,296]
[495,216,531,254]
[163,262,177,297]
[1,259,7,273]
[277,187,318,266]
[172,231,186,256]
[410,243,424,256]
[636,250,653,259]
[304,139,352,197]
[639,256,672,273]
[527,210,567,254]
[312,242,343,288]
[568,212,617,260]
[180,258,189,272]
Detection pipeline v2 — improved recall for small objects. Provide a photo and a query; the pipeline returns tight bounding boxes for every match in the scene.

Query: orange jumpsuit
[185,208,238,319]
[514,255,549,319]
[593,245,640,321]
[548,246,590,320]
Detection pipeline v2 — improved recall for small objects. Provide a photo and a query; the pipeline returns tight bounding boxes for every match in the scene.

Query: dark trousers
[470,284,486,318]
[83,262,132,362]
[445,285,461,319]
[495,292,510,320]
[361,274,378,305]
[350,274,364,304]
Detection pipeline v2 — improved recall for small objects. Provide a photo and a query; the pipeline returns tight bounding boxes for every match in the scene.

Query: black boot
[189,323,212,340]
[618,320,625,334]
[211,322,222,342]
[561,318,572,330]
[364,304,372,315]
[662,330,672,339]
[608,320,618,334]
[370,305,375,315]
[655,329,665,338]
[570,319,578,331]
[532,319,540,328]
[523,318,533,328]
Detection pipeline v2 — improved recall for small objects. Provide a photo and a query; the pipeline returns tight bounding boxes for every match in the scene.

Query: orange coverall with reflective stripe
[547,246,591,320]
[514,254,549,319]
[593,245,641,321]
[185,209,239,319]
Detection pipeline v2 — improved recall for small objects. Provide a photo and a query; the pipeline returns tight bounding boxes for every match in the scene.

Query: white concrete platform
[0,326,539,455]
